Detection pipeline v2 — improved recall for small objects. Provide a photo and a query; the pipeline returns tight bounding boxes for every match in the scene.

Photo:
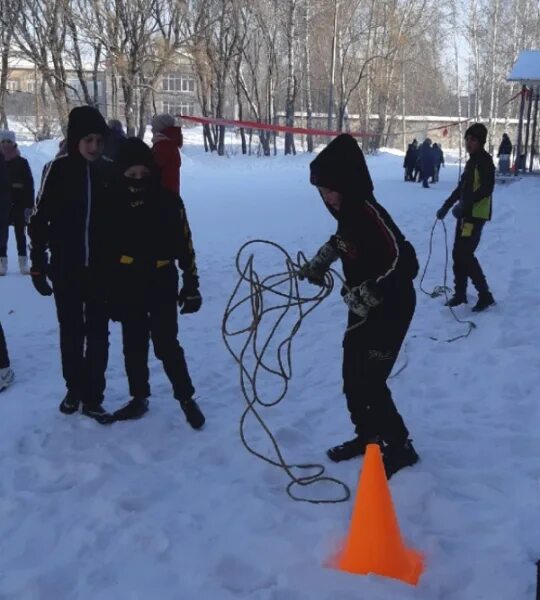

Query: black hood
[67,106,109,158]
[310,134,374,201]
[115,138,155,175]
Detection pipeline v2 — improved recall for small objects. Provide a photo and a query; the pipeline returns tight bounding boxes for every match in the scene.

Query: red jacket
[152,126,183,194]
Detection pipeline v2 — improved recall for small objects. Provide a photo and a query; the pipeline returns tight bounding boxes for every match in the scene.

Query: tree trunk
[304,0,313,152]
[284,0,297,155]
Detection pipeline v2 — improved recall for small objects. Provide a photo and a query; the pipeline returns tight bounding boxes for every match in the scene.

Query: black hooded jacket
[29,106,111,283]
[310,134,419,297]
[98,138,199,313]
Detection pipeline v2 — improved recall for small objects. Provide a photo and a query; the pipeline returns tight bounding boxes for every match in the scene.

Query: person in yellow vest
[436,123,495,312]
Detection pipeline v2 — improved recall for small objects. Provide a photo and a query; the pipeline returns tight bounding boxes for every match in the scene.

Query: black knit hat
[465,123,488,146]
[115,137,155,175]
[67,106,109,157]
[309,134,374,197]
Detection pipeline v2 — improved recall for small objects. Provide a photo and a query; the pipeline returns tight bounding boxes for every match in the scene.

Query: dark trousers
[0,204,8,257]
[53,282,109,406]
[0,218,26,256]
[405,167,414,181]
[121,302,195,401]
[0,321,10,369]
[13,215,28,256]
[453,220,489,296]
[342,284,415,446]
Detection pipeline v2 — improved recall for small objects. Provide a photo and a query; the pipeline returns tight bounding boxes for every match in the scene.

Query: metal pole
[529,86,539,173]
[515,84,526,175]
[402,59,406,152]
[524,86,533,171]
[327,0,338,131]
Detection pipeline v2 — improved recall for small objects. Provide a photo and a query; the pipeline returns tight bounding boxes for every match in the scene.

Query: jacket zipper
[85,163,91,267]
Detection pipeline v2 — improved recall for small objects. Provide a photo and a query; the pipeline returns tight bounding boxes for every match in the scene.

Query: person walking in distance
[0,130,35,275]
[436,123,495,312]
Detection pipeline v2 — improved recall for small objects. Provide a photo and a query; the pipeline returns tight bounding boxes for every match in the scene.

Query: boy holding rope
[299,134,420,479]
[436,123,495,312]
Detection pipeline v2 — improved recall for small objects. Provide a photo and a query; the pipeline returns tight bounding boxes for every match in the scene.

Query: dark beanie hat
[465,123,488,146]
[67,106,109,157]
[115,138,155,174]
[309,134,374,197]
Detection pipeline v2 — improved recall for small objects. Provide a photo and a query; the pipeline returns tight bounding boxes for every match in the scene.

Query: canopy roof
[508,50,540,85]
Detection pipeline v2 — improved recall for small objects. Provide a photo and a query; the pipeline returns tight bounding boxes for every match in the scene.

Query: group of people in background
[403,138,445,188]
[404,131,514,185]
[0,107,204,432]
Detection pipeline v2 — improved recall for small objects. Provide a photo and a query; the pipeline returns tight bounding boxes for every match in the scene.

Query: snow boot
[18,256,30,275]
[327,436,368,462]
[114,397,149,421]
[383,439,419,479]
[0,257,7,276]
[81,404,115,425]
[179,398,205,430]
[472,292,495,312]
[445,294,467,307]
[0,367,14,392]
[59,391,80,415]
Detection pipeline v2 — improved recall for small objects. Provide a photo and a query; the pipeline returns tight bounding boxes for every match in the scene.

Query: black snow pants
[452,219,490,296]
[342,283,415,447]
[53,273,109,407]
[120,302,195,402]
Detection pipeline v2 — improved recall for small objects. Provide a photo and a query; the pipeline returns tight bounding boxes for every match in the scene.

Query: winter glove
[178,286,202,314]
[298,242,339,287]
[24,208,33,224]
[452,202,464,219]
[436,206,449,220]
[30,269,53,296]
[343,280,383,318]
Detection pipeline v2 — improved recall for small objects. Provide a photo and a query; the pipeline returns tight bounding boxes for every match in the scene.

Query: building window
[6,80,20,92]
[26,80,36,93]
[162,101,194,117]
[66,78,103,100]
[162,73,195,93]
[181,75,195,93]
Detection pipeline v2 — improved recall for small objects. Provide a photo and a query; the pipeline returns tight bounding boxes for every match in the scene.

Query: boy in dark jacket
[102,138,204,428]
[436,123,495,312]
[419,138,434,188]
[0,130,35,274]
[497,133,512,175]
[403,142,418,181]
[431,143,444,183]
[29,106,114,424]
[299,134,419,479]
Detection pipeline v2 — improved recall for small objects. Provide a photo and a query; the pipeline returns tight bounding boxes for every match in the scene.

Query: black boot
[327,436,368,463]
[472,292,495,312]
[114,397,149,421]
[383,440,419,479]
[81,404,115,425]
[445,294,468,307]
[179,398,205,430]
[59,392,80,415]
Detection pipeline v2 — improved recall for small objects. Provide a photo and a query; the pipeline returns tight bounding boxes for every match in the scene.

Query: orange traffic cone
[328,443,424,586]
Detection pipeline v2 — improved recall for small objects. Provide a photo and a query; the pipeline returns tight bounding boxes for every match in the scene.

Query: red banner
[178,114,377,138]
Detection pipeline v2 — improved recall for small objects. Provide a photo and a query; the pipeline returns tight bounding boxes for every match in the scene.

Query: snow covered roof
[507,50,540,84]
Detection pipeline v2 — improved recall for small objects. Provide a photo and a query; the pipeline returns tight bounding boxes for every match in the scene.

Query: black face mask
[123,176,150,194]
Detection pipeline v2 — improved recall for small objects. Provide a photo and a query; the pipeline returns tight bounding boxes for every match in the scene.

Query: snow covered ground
[1,131,540,599]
